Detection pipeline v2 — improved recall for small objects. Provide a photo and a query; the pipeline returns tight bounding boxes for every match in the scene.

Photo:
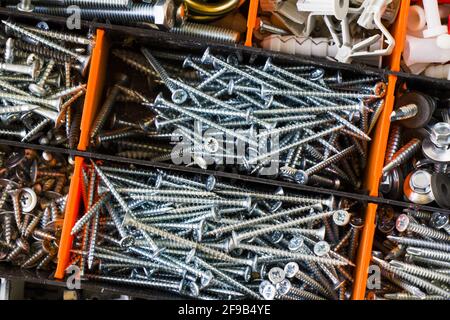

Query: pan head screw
[19,188,38,213]
[395,213,410,233]
[430,212,449,231]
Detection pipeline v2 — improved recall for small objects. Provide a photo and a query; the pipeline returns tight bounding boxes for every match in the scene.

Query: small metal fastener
[403,170,435,205]
[19,188,38,213]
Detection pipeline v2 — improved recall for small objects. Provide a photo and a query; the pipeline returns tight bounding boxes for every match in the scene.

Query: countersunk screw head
[396,213,410,232]
[288,236,304,252]
[309,68,325,81]
[275,279,291,295]
[205,175,216,191]
[333,210,351,226]
[430,122,450,147]
[313,241,330,256]
[284,262,299,278]
[119,235,135,248]
[171,89,188,104]
[294,169,308,184]
[259,281,276,300]
[28,83,46,97]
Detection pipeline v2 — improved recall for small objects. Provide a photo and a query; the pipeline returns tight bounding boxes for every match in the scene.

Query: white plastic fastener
[296,0,350,20]
[404,35,450,66]
[422,0,447,38]
[407,5,427,32]
[424,64,450,80]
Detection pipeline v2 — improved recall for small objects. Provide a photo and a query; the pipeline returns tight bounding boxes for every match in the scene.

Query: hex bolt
[33,1,176,29]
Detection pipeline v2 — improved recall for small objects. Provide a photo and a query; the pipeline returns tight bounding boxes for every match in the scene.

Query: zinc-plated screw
[0,61,38,79]
[390,103,418,122]
[390,260,450,283]
[29,59,55,96]
[2,20,91,76]
[71,192,111,235]
[17,0,34,12]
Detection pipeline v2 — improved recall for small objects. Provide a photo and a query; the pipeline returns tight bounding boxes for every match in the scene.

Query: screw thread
[3,214,12,245]
[407,247,450,261]
[390,260,450,283]
[385,124,402,163]
[112,50,158,77]
[407,222,450,242]
[21,248,46,268]
[171,22,240,44]
[34,4,160,25]
[390,103,418,122]
[287,286,325,300]
[71,193,111,235]
[382,138,421,174]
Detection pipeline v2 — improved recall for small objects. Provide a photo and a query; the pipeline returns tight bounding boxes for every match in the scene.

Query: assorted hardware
[68,161,362,300]
[88,45,387,191]
[258,0,400,66]
[368,206,450,300]
[380,89,450,209]
[0,147,71,270]
[0,20,90,148]
[404,1,450,78]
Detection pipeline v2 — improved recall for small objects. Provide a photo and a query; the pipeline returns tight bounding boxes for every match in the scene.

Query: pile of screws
[0,20,91,147]
[369,206,450,300]
[0,147,71,270]
[88,45,387,190]
[68,161,363,300]
[380,90,450,209]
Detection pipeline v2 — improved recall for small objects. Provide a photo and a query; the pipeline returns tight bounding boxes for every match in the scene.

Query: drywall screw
[87,210,100,269]
[112,50,158,77]
[284,261,331,298]
[406,247,450,261]
[0,91,61,110]
[24,26,93,46]
[390,260,450,283]
[236,243,347,266]
[294,146,356,184]
[396,214,450,242]
[2,21,91,76]
[382,138,421,174]
[276,279,325,300]
[21,118,51,142]
[207,204,321,236]
[388,235,450,252]
[372,256,450,298]
[71,192,111,235]
[384,293,445,300]
[154,93,258,147]
[90,75,128,140]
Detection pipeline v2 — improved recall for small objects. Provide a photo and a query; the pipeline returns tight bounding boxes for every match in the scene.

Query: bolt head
[430,122,450,147]
[430,212,449,229]
[395,213,410,232]
[409,170,431,193]
[284,262,299,278]
[153,0,175,28]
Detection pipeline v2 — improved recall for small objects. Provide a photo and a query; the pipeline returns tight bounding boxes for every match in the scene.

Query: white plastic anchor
[328,0,395,63]
[422,0,447,38]
[296,0,350,20]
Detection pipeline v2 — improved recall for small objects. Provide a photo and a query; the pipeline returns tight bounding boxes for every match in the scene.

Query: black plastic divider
[2,139,450,216]
[0,265,181,299]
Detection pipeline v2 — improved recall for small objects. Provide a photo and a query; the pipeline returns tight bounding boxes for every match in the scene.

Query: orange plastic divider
[245,0,259,46]
[352,0,410,299]
[55,29,109,279]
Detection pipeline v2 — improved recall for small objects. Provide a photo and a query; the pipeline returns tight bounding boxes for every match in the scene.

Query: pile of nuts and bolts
[368,205,450,300]
[380,90,450,209]
[89,45,388,191]
[8,0,244,44]
[68,161,363,300]
[0,147,71,269]
[0,20,91,148]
